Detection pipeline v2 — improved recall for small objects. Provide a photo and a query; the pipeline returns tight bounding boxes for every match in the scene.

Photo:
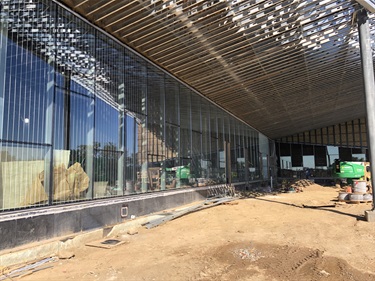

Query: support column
[45,50,55,204]
[0,3,7,209]
[357,9,375,217]
[225,141,231,184]
[86,98,95,199]
[63,72,71,150]
[118,83,125,195]
[0,4,8,140]
[244,148,249,185]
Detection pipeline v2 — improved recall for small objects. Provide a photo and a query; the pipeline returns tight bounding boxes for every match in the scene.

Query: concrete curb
[0,214,163,267]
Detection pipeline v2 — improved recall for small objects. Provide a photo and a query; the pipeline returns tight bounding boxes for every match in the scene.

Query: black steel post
[358,8,375,209]
[63,71,71,150]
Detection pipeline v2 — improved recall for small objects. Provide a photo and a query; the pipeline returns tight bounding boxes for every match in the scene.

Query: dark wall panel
[280,143,291,156]
[291,144,302,167]
[303,145,314,155]
[339,147,352,161]
[315,146,327,166]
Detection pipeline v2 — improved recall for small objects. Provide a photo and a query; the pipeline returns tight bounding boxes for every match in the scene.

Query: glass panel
[124,51,147,193]
[191,95,202,186]
[54,87,65,150]
[327,146,339,165]
[165,76,179,126]
[125,115,136,194]
[253,131,261,179]
[230,118,239,183]
[94,149,122,198]
[303,156,315,169]
[179,86,192,187]
[192,131,202,185]
[3,32,53,144]
[0,142,50,210]
[237,124,246,182]
[210,105,219,183]
[61,93,94,202]
[125,52,147,116]
[165,124,180,187]
[217,114,225,183]
[94,98,122,198]
[179,86,192,164]
[136,116,148,193]
[280,156,292,169]
[0,0,273,211]
[259,134,269,179]
[146,65,165,191]
[201,99,210,185]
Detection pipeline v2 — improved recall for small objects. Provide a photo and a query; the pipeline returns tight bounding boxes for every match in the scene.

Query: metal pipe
[357,8,375,209]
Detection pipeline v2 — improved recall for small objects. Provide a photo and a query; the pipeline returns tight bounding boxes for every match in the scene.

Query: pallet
[338,199,372,204]
[349,200,372,204]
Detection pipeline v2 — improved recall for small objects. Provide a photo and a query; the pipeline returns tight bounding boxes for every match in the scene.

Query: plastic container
[353,180,367,193]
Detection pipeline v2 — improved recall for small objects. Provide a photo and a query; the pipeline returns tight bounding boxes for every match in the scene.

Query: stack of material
[337,180,372,203]
[143,196,237,229]
[22,162,89,206]
[283,179,314,193]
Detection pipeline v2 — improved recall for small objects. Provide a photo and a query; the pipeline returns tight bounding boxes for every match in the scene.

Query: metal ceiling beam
[56,0,374,139]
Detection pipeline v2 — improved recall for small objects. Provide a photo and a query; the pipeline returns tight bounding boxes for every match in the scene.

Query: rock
[58,250,75,259]
[127,228,138,235]
[319,270,330,277]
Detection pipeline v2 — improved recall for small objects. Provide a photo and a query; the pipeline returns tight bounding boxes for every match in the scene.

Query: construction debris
[207,184,236,198]
[0,257,56,280]
[232,245,263,261]
[143,196,237,229]
[279,179,315,193]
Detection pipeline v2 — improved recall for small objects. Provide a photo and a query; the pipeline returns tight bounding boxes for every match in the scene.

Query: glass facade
[0,0,271,211]
[277,142,369,179]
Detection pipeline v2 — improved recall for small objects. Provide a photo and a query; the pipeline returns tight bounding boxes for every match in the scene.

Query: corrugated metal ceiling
[59,0,375,139]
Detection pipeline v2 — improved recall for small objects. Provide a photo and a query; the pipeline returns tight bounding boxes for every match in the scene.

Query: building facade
[0,0,273,217]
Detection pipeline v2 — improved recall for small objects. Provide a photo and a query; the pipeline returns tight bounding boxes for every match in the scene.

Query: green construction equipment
[333,159,372,187]
[166,165,191,186]
[333,160,365,180]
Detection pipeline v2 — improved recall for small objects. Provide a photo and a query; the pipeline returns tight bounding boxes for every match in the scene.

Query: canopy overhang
[58,0,375,139]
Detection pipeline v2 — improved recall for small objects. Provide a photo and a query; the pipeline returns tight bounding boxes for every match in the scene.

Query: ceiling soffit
[59,0,374,139]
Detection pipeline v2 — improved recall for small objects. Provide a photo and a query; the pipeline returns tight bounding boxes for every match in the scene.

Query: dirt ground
[20,184,375,280]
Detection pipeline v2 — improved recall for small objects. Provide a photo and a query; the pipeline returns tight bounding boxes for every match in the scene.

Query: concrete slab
[0,228,104,267]
[365,210,375,222]
[0,214,162,267]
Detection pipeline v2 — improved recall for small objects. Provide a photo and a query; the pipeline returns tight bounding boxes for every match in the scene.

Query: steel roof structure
[58,0,374,139]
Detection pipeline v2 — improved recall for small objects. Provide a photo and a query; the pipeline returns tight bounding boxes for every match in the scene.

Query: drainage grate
[101,239,122,245]
[86,239,126,249]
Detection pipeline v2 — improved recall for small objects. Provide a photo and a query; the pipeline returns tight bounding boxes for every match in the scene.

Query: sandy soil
[21,184,375,280]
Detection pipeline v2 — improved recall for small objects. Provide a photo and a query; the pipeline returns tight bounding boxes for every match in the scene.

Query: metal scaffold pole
[357,8,375,212]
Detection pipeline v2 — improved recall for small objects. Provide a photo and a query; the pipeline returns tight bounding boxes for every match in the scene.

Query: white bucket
[353,180,367,193]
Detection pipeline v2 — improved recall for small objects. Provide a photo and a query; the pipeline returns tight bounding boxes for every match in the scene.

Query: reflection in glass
[0,0,270,211]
